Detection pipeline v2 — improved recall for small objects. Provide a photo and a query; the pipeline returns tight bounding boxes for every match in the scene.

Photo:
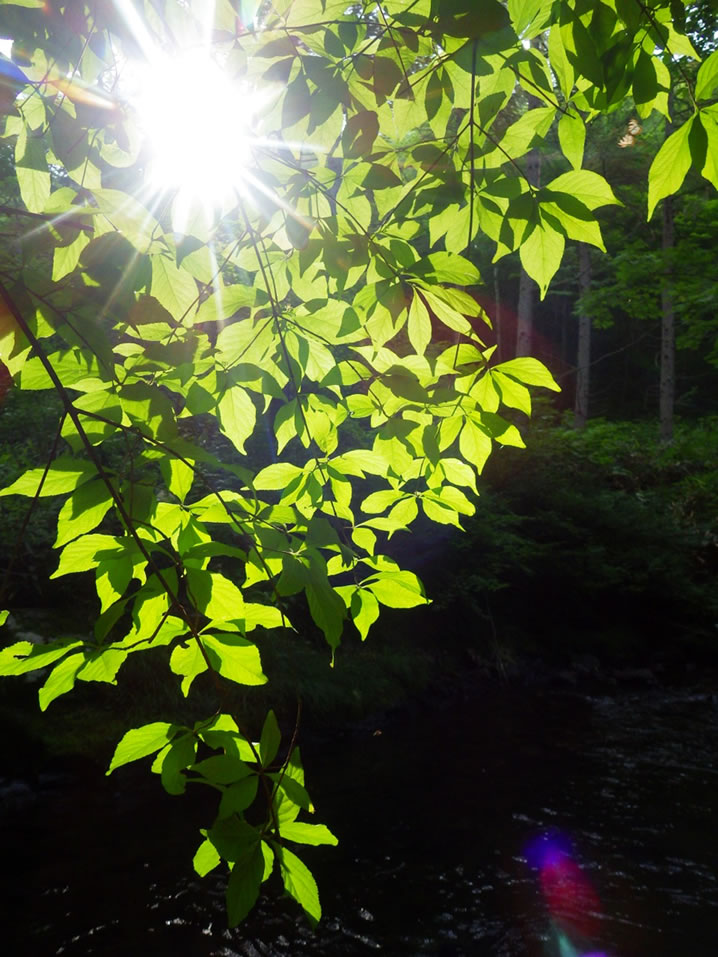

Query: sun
[129,48,263,228]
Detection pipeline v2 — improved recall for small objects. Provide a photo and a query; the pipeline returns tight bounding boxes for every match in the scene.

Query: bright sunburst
[134,51,251,194]
[129,47,264,228]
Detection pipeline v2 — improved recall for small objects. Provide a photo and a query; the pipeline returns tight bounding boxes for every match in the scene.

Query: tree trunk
[660,196,675,443]
[493,263,502,361]
[515,148,541,357]
[574,243,592,429]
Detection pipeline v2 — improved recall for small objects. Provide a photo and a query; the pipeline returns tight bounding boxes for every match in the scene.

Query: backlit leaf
[193,839,221,877]
[546,170,621,211]
[519,220,565,298]
[51,534,123,579]
[38,652,85,710]
[218,386,256,455]
[700,110,718,190]
[227,841,264,928]
[407,292,432,357]
[0,637,83,676]
[494,357,560,391]
[55,480,113,547]
[350,587,380,640]
[366,570,427,608]
[186,569,245,622]
[277,846,321,924]
[695,49,718,102]
[459,418,492,473]
[107,722,179,774]
[259,709,280,766]
[557,110,585,170]
[280,822,338,846]
[647,116,696,220]
[0,458,96,498]
[204,634,267,687]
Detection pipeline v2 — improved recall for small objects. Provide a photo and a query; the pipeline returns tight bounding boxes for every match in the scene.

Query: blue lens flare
[525,832,609,957]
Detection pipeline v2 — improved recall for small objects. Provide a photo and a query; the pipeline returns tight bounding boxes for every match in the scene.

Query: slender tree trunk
[493,263,502,361]
[515,148,541,357]
[574,242,592,429]
[660,196,675,443]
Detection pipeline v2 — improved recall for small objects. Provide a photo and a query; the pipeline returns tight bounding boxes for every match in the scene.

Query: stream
[2,682,717,956]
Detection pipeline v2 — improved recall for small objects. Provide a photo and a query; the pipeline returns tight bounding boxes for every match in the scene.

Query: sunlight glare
[131,49,258,218]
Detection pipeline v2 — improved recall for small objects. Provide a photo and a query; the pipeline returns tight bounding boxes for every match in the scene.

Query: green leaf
[0,637,83,676]
[19,349,104,391]
[227,841,264,928]
[91,189,161,251]
[519,220,565,298]
[700,110,718,190]
[54,480,113,548]
[192,754,252,785]
[0,611,8,627]
[219,776,259,817]
[548,24,573,99]
[647,116,695,220]
[493,357,560,391]
[546,170,621,211]
[274,773,313,818]
[0,458,96,498]
[632,49,658,117]
[280,822,338,846]
[492,370,531,414]
[557,110,585,170]
[244,603,287,632]
[160,457,194,504]
[51,534,122,579]
[259,709,281,766]
[508,0,547,36]
[254,461,304,490]
[420,289,473,335]
[170,639,208,696]
[482,411,526,447]
[350,588,380,640]
[217,386,256,455]
[539,192,605,250]
[186,569,244,622]
[410,252,481,285]
[407,291,432,357]
[342,110,379,158]
[38,652,85,710]
[195,285,257,324]
[277,846,322,924]
[15,129,50,214]
[150,254,198,320]
[157,733,197,794]
[193,839,221,877]
[695,49,718,102]
[459,418,492,473]
[107,722,179,774]
[305,555,346,650]
[498,106,554,161]
[366,570,427,609]
[53,231,91,282]
[204,634,267,687]
[77,647,127,684]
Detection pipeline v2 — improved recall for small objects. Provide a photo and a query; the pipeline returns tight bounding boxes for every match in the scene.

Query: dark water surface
[3,684,717,956]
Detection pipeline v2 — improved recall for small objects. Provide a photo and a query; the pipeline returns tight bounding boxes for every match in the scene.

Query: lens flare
[526,834,606,956]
